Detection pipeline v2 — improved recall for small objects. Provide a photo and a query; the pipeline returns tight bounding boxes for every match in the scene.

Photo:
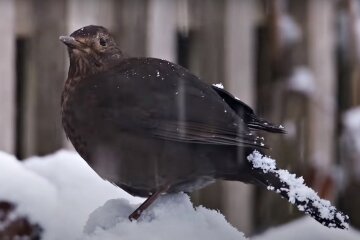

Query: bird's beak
[59,36,82,49]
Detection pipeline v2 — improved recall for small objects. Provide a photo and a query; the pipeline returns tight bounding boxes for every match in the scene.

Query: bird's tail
[247,151,349,229]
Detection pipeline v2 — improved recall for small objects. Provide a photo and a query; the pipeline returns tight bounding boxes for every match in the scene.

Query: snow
[253,217,360,240]
[341,107,360,181]
[0,152,58,230]
[0,150,143,239]
[279,14,302,45]
[0,150,246,240]
[283,120,297,139]
[287,66,316,95]
[247,151,349,230]
[247,151,276,173]
[343,107,360,133]
[83,194,245,240]
[213,83,224,89]
[0,149,353,239]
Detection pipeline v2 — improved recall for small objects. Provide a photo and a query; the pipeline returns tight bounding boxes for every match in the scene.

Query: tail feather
[247,115,286,134]
[247,151,349,229]
[211,85,286,134]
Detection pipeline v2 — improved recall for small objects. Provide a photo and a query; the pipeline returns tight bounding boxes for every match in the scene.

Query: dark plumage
[60,25,348,228]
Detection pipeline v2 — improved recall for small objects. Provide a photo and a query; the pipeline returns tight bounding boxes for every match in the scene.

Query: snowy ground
[0,150,356,239]
[253,217,360,240]
[0,150,245,240]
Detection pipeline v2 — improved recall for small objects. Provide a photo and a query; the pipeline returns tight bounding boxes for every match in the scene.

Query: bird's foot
[128,184,170,221]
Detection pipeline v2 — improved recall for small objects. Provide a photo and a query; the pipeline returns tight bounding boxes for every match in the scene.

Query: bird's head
[60,25,124,77]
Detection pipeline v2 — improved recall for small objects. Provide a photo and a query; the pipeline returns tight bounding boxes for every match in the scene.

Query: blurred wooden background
[0,0,360,235]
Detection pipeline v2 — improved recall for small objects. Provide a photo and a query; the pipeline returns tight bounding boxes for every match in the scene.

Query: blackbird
[60,25,348,228]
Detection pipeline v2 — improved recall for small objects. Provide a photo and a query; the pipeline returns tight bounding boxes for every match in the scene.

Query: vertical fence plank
[67,0,114,32]
[307,0,337,172]
[221,0,257,234]
[186,0,225,215]
[113,0,148,57]
[65,0,115,150]
[147,0,177,62]
[15,0,33,37]
[0,0,15,154]
[22,0,66,157]
[188,0,225,84]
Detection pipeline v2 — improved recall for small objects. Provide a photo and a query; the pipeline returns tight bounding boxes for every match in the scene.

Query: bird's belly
[168,176,216,193]
[63,110,240,197]
[66,127,221,195]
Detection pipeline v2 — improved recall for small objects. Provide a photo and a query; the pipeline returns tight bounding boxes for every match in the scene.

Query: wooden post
[67,0,114,32]
[0,0,15,154]
[186,0,225,212]
[187,0,225,84]
[65,0,115,150]
[22,0,66,156]
[221,0,257,234]
[15,0,34,37]
[341,0,360,108]
[147,0,177,62]
[254,0,313,230]
[307,0,336,171]
[112,0,149,57]
[338,0,360,229]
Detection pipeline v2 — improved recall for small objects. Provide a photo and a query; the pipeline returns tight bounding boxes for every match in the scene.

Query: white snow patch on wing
[212,83,224,89]
[247,151,349,230]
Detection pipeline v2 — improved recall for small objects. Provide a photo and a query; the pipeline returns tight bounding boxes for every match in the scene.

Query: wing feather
[71,57,270,149]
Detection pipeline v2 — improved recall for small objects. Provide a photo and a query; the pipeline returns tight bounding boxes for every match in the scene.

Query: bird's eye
[99,37,107,47]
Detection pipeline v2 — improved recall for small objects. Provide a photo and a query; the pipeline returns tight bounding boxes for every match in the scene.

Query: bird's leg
[128,184,170,221]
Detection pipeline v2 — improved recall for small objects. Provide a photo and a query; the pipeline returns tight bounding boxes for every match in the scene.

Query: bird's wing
[211,86,286,134]
[72,58,268,148]
[150,119,266,148]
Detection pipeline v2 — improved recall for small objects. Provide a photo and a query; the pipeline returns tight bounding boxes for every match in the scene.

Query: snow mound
[83,194,245,240]
[0,150,246,240]
[253,216,360,240]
